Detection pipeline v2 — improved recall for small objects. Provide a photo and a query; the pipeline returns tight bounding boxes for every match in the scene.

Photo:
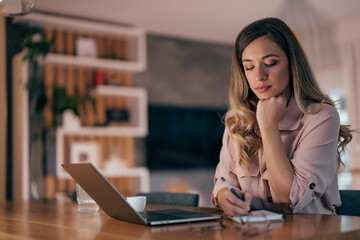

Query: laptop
[62,163,222,226]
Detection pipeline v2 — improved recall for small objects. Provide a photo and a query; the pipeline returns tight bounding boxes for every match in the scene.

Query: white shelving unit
[14,12,147,71]
[12,52,30,200]
[58,167,150,193]
[12,13,149,199]
[56,85,148,178]
[94,85,148,137]
[43,54,144,72]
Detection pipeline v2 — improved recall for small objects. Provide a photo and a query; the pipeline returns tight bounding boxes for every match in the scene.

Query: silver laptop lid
[62,163,147,225]
[62,163,222,226]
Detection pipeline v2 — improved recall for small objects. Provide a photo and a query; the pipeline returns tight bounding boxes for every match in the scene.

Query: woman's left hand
[256,93,287,130]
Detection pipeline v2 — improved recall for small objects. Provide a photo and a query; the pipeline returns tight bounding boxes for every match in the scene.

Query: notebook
[62,163,222,226]
[231,210,284,223]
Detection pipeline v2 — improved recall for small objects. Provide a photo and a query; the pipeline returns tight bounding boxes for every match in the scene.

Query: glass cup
[76,183,99,213]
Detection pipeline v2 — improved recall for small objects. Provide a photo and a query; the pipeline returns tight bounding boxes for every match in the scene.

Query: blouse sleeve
[289,104,340,212]
[211,130,241,207]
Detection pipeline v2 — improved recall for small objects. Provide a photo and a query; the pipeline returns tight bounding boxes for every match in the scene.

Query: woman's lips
[256,85,271,93]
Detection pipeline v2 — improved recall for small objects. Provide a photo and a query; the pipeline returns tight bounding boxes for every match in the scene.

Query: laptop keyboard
[139,211,186,221]
[138,209,213,221]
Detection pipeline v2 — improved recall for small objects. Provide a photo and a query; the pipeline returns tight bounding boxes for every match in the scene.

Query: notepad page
[231,210,284,223]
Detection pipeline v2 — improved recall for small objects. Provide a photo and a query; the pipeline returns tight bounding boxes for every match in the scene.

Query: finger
[227,194,251,212]
[223,199,250,216]
[220,191,250,216]
[232,189,252,212]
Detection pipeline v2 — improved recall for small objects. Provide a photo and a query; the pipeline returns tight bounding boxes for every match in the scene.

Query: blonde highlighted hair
[226,17,352,173]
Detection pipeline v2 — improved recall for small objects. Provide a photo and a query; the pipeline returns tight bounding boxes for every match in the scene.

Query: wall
[308,17,360,188]
[132,34,233,168]
[134,34,233,108]
[336,17,360,175]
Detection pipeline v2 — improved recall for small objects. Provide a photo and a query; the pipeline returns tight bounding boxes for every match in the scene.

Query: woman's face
[241,36,291,100]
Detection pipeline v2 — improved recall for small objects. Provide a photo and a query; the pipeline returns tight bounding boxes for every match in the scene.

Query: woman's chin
[257,94,274,100]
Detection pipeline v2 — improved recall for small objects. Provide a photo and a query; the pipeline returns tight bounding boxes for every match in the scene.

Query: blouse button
[267,196,273,203]
[309,182,316,190]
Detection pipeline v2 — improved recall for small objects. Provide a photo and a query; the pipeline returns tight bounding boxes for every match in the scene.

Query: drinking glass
[76,183,99,213]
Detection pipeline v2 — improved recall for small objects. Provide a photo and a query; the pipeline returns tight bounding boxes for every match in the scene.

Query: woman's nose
[255,66,268,81]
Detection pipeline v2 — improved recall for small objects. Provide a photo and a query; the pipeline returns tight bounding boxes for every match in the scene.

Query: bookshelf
[12,12,149,199]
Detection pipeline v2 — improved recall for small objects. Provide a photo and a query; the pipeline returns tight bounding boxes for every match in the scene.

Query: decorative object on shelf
[106,109,129,125]
[104,153,127,171]
[62,110,81,131]
[75,37,98,58]
[94,70,106,86]
[71,141,99,167]
[0,0,35,16]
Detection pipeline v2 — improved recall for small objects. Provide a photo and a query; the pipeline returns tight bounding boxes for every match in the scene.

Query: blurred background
[1,0,360,206]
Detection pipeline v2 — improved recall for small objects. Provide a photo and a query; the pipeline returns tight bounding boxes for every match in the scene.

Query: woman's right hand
[217,188,252,216]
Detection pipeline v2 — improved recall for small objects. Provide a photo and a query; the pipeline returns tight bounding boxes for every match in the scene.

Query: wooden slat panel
[55,29,64,54]
[55,65,65,87]
[45,175,55,200]
[57,179,66,193]
[68,179,76,194]
[77,67,85,97]
[85,100,96,126]
[44,64,54,100]
[44,27,53,50]
[65,66,74,96]
[66,31,74,55]
[106,35,113,59]
[125,137,134,167]
[97,35,104,58]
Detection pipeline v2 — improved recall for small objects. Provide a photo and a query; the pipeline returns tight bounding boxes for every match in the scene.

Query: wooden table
[1,200,360,239]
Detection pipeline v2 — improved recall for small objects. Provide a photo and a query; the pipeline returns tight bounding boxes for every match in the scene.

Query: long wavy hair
[226,17,352,174]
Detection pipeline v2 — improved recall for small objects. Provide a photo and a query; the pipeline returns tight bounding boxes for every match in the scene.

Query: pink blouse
[212,97,341,214]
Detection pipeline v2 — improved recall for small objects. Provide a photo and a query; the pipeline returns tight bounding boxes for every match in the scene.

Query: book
[231,210,284,223]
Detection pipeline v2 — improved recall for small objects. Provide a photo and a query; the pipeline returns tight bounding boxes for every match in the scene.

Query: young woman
[212,17,352,215]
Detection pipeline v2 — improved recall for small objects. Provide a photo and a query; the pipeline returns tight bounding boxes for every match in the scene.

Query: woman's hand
[217,188,252,216]
[256,93,287,130]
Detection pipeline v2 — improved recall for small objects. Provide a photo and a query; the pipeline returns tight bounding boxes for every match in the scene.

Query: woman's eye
[264,60,278,67]
[245,66,254,71]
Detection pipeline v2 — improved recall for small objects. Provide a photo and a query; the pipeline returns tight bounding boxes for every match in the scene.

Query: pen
[220,177,244,201]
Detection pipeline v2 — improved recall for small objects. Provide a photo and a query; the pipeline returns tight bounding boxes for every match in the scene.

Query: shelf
[55,85,148,178]
[56,86,148,136]
[14,12,147,72]
[57,166,150,193]
[94,85,147,97]
[57,126,147,137]
[44,53,146,72]
[93,85,148,135]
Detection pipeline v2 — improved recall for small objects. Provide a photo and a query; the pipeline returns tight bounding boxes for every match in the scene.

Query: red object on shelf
[95,70,106,86]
